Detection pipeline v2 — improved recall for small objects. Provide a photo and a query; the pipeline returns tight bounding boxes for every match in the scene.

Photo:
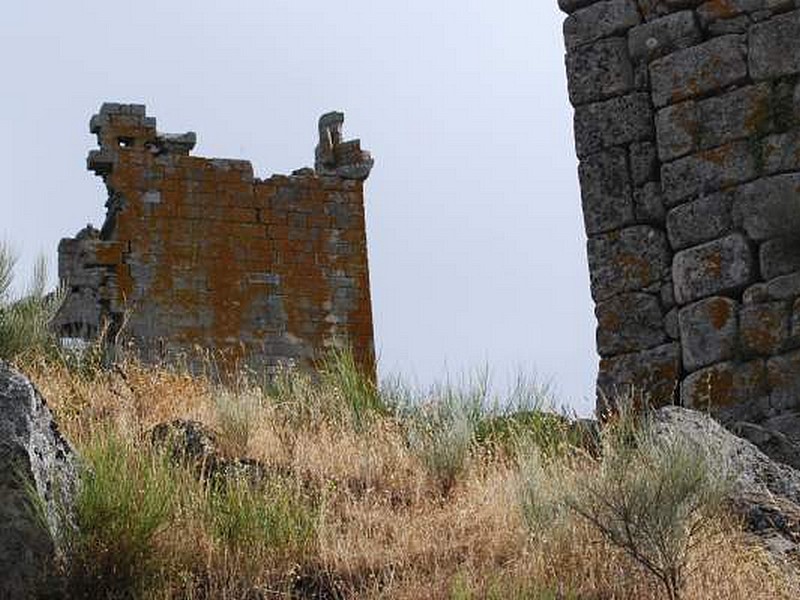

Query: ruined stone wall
[559,1,800,423]
[55,104,376,375]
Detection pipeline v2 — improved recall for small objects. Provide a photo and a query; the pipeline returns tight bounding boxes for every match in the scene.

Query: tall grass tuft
[0,243,64,362]
[63,430,178,598]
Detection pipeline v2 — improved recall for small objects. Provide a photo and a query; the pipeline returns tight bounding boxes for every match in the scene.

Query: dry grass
[18,353,800,600]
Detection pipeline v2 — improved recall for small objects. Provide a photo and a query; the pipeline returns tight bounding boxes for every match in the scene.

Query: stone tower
[559,1,800,433]
[55,104,376,375]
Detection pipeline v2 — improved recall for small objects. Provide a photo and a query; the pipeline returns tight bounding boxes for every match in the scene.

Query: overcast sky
[0,1,596,414]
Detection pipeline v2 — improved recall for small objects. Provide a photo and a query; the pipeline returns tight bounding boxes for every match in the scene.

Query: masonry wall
[55,104,376,375]
[559,1,800,425]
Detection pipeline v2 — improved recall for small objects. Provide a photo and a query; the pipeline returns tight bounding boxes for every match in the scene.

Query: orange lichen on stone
[55,104,376,377]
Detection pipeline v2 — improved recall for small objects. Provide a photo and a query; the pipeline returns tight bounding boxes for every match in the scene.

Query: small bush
[64,431,177,598]
[0,244,64,362]
[569,411,731,600]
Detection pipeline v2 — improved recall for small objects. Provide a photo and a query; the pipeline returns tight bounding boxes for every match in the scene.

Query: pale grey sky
[0,1,596,413]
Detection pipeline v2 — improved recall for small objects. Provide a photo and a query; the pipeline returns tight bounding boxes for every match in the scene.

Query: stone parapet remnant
[54,104,376,375]
[558,1,800,424]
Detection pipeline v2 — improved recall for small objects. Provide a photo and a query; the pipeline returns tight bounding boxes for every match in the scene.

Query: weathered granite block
[574,93,654,158]
[564,0,641,49]
[679,296,739,371]
[597,342,681,409]
[587,225,671,301]
[558,0,601,13]
[579,148,635,234]
[630,141,660,185]
[740,301,790,356]
[634,182,667,224]
[673,233,756,303]
[628,11,702,63]
[566,37,635,105]
[768,350,800,409]
[681,359,768,412]
[596,292,667,356]
[655,83,773,161]
[666,192,733,250]
[661,141,758,206]
[760,238,800,280]
[733,174,800,242]
[650,35,748,108]
[750,10,800,80]
[760,128,800,174]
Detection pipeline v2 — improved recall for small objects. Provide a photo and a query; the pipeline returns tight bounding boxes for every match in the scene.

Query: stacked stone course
[55,104,376,375]
[559,1,800,425]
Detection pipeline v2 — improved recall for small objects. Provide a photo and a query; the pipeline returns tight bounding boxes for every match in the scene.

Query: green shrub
[206,476,316,556]
[0,243,64,362]
[568,411,731,600]
[64,432,177,598]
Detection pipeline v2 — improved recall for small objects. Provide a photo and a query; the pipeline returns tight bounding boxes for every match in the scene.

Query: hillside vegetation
[2,249,798,599]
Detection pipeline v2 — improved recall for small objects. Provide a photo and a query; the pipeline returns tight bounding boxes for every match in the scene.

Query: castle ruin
[55,104,376,375]
[559,1,800,431]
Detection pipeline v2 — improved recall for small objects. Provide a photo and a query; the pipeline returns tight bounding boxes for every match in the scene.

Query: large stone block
[681,359,768,414]
[655,83,773,162]
[733,174,800,242]
[740,301,790,356]
[563,0,641,49]
[566,37,635,105]
[666,191,733,251]
[628,10,702,63]
[574,93,654,158]
[679,296,739,371]
[673,233,756,304]
[760,128,800,175]
[768,349,800,410]
[634,182,667,224]
[650,35,748,108]
[661,140,758,207]
[750,10,800,81]
[596,292,667,356]
[630,141,659,185]
[597,342,681,411]
[578,148,635,234]
[761,238,800,284]
[587,225,671,301]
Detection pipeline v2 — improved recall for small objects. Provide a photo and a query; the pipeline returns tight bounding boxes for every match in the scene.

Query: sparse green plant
[568,408,731,600]
[64,430,178,598]
[0,243,65,362]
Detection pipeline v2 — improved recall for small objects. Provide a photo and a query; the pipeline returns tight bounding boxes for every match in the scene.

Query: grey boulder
[0,362,79,599]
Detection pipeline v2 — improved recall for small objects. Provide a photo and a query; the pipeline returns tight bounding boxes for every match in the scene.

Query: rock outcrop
[0,362,79,599]
[651,406,800,562]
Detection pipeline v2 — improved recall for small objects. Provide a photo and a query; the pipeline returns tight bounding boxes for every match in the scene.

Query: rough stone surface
[597,342,681,411]
[673,233,756,304]
[573,93,654,158]
[650,406,800,561]
[749,10,800,80]
[666,192,733,250]
[761,238,800,282]
[681,360,768,415]
[566,37,635,105]
[587,226,671,301]
[579,148,635,234]
[560,3,800,424]
[661,140,758,207]
[649,35,748,108]
[55,104,376,376]
[563,0,641,49]
[679,296,739,371]
[740,301,790,356]
[596,293,667,356]
[0,363,79,599]
[628,10,702,63]
[733,174,800,242]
